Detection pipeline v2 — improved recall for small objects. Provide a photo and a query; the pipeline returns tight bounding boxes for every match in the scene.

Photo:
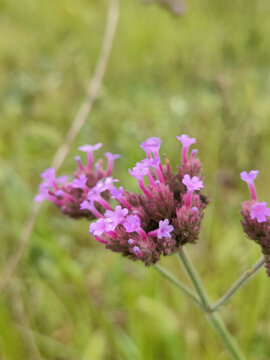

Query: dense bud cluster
[240,171,270,276]
[89,135,209,266]
[35,143,120,219]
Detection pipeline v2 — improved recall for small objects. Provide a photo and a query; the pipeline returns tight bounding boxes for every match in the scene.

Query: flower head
[182,174,204,191]
[250,202,270,223]
[88,135,208,266]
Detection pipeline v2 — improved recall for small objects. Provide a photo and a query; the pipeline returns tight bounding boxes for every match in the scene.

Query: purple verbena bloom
[140,137,162,159]
[157,219,174,239]
[103,177,119,191]
[78,143,102,169]
[88,135,208,266]
[89,218,113,236]
[56,175,69,184]
[240,170,259,201]
[250,202,270,223]
[41,168,57,188]
[78,143,103,153]
[129,164,148,180]
[240,170,259,184]
[34,183,49,202]
[105,205,129,228]
[105,152,121,176]
[72,174,88,189]
[123,215,141,233]
[129,164,151,196]
[176,134,196,148]
[110,186,124,199]
[176,134,196,165]
[182,174,204,191]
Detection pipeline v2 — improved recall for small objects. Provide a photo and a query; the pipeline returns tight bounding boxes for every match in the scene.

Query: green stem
[177,248,246,360]
[153,264,202,308]
[210,256,266,312]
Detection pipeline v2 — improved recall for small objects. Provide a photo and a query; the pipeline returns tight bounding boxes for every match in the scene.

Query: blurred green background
[0,0,270,359]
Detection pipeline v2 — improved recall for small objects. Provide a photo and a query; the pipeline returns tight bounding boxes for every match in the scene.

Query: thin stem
[206,312,246,360]
[153,264,202,308]
[177,247,209,309]
[211,256,266,312]
[177,248,246,360]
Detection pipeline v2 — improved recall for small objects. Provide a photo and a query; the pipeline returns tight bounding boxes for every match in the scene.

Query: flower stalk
[177,247,246,360]
[210,256,266,312]
[153,264,202,308]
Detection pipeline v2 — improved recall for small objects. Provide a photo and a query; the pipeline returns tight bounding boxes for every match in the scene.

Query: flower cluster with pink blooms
[35,143,120,219]
[36,134,270,275]
[88,135,208,265]
[240,170,270,276]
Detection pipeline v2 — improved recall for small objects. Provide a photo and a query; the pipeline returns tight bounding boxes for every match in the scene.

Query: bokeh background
[0,0,270,359]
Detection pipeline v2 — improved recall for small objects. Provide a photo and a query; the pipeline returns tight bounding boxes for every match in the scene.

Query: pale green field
[0,0,270,359]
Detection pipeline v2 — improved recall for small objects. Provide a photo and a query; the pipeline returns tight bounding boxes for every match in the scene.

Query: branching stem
[210,256,266,312]
[153,264,202,308]
[177,248,246,360]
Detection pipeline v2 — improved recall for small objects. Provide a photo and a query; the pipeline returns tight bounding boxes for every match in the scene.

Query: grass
[0,0,270,359]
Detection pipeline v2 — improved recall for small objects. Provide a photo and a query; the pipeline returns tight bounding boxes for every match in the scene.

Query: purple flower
[72,174,88,189]
[182,174,204,191]
[140,137,162,159]
[250,202,270,223]
[129,164,151,197]
[56,175,69,184]
[75,156,83,170]
[176,134,196,148]
[105,205,129,228]
[78,143,103,153]
[240,170,259,184]
[78,143,102,169]
[34,183,49,202]
[110,186,124,199]
[240,170,259,201]
[89,218,113,236]
[105,152,121,176]
[128,239,134,245]
[123,215,141,233]
[176,134,196,165]
[157,219,174,239]
[41,167,56,185]
[129,163,148,180]
[80,200,92,210]
[103,177,119,191]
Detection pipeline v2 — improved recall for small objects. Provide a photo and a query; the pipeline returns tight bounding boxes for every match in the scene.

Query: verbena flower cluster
[35,143,120,219]
[36,135,270,275]
[240,171,270,276]
[89,135,208,265]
